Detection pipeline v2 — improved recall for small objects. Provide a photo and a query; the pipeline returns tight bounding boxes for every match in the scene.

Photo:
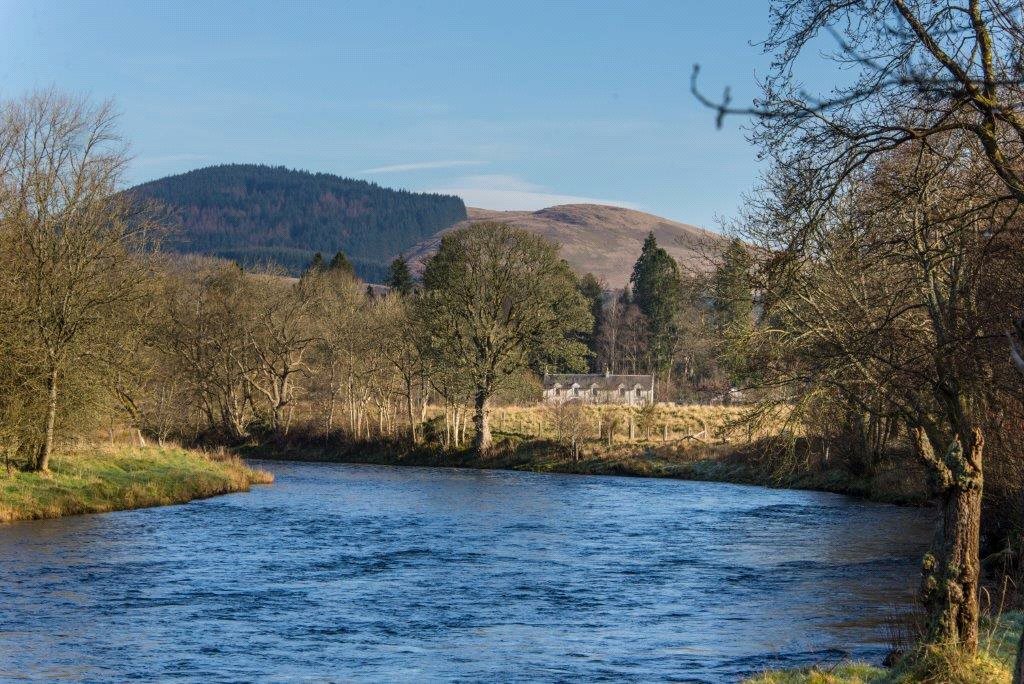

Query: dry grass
[0,444,273,522]
[258,402,926,504]
[745,612,1022,684]
[490,403,763,443]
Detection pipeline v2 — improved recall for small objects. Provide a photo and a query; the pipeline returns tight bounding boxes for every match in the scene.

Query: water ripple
[0,461,933,682]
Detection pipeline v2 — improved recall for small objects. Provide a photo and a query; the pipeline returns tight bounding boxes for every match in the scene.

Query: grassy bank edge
[238,434,929,506]
[744,612,1023,683]
[0,445,273,523]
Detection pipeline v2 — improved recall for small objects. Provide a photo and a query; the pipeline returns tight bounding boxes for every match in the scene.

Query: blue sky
[1,1,782,229]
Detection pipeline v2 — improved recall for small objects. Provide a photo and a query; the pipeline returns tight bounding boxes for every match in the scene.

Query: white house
[542,371,655,405]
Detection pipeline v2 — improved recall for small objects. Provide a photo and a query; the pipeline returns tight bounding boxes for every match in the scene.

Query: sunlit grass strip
[0,445,273,522]
[744,612,1022,683]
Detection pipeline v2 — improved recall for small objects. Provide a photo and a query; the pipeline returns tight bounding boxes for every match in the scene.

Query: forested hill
[127,164,467,281]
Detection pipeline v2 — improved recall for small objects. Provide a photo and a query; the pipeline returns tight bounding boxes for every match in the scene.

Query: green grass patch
[0,445,273,522]
[745,662,887,684]
[745,612,1022,683]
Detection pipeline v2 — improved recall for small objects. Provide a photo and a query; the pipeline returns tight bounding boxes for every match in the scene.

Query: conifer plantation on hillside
[127,164,467,281]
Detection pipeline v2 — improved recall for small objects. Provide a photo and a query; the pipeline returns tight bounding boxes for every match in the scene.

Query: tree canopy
[419,222,592,453]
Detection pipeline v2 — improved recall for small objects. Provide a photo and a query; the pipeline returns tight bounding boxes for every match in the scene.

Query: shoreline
[0,445,274,523]
[238,435,931,507]
[745,611,1024,683]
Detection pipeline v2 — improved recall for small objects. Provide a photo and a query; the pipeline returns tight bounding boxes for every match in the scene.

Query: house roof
[543,373,654,391]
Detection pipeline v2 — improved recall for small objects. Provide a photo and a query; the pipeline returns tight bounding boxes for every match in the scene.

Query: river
[0,461,932,682]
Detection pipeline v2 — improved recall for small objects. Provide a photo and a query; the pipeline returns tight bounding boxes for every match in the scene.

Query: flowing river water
[0,461,933,682]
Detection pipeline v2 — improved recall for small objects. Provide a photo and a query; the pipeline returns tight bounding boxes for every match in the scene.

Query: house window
[555,388,562,396]
[591,387,597,396]
[635,388,642,397]
[619,388,626,397]
[572,387,579,396]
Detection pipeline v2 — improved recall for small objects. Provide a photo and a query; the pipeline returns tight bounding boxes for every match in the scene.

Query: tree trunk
[1011,317,1024,684]
[406,392,417,444]
[1015,629,1024,684]
[922,484,982,651]
[444,406,451,448]
[326,396,336,438]
[36,367,59,472]
[473,390,492,455]
[917,429,983,653]
[453,408,460,448]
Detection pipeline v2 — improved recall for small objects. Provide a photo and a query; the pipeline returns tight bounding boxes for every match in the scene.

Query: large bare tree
[243,273,320,435]
[693,0,1024,656]
[742,136,1023,651]
[0,91,154,471]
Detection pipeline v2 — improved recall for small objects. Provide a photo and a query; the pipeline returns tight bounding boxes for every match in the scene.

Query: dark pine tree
[577,272,604,371]
[328,251,355,277]
[629,232,684,380]
[305,251,325,273]
[388,256,415,295]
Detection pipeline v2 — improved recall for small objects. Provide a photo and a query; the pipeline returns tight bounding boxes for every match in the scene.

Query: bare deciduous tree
[694,1,1024,204]
[0,90,155,470]
[742,135,1023,651]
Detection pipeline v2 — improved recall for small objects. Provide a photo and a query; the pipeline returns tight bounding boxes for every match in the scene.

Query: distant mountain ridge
[127,164,467,280]
[405,205,723,288]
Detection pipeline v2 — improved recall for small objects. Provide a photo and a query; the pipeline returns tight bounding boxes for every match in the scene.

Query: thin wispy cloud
[359,160,487,174]
[432,174,639,211]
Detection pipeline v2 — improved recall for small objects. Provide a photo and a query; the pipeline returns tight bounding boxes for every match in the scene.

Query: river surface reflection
[0,461,932,682]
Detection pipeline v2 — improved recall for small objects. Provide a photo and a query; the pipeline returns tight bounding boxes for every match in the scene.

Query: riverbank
[0,445,273,522]
[239,425,929,506]
[745,612,1023,683]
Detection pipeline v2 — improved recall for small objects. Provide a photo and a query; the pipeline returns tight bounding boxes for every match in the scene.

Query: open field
[0,445,273,522]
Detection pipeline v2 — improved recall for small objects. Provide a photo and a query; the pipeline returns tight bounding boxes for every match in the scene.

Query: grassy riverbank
[241,403,929,505]
[745,612,1023,683]
[0,445,273,522]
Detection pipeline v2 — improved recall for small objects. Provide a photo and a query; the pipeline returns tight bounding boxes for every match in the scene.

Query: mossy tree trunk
[913,426,983,652]
[473,390,492,455]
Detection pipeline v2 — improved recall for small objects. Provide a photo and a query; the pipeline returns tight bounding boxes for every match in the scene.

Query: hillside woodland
[127,164,467,281]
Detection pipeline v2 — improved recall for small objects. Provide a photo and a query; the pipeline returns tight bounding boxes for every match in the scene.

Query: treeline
[126,163,467,281]
[0,90,592,468]
[0,87,760,475]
